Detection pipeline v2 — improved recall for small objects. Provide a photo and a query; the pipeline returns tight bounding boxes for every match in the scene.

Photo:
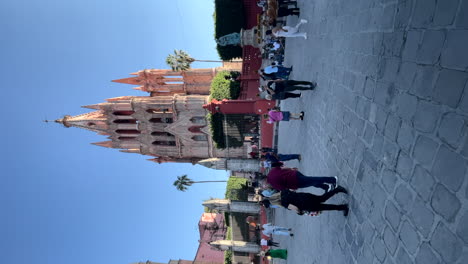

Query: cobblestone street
[272,0,468,263]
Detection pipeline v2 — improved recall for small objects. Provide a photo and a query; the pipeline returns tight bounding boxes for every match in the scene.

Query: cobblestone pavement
[272,0,468,263]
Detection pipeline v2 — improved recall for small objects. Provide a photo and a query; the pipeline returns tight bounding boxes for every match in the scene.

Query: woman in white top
[266,19,308,39]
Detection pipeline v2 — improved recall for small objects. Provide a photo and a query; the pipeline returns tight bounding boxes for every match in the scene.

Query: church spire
[54,111,108,131]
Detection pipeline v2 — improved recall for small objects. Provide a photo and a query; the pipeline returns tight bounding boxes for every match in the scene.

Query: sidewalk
[272,0,468,263]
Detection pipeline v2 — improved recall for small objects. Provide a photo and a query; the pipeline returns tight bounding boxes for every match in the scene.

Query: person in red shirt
[267,166,337,192]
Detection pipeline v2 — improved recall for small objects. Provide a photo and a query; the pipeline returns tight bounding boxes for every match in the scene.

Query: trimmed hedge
[210,71,241,100]
[214,0,244,60]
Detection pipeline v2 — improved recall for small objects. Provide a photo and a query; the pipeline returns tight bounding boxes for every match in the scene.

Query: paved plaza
[272,0,468,263]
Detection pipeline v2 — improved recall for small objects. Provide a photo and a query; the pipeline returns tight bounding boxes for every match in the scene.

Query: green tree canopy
[214,0,244,60]
[166,49,222,71]
[210,71,241,100]
[173,174,227,192]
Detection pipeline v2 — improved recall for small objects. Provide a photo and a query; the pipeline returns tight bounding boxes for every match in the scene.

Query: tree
[173,174,227,192]
[165,49,222,71]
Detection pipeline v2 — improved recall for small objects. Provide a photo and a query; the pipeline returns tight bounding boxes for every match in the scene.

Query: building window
[150,118,173,123]
[116,129,140,134]
[188,126,204,133]
[147,108,171,114]
[190,116,206,124]
[151,131,174,137]
[192,135,207,141]
[152,141,176,146]
[113,119,137,124]
[87,122,96,126]
[113,111,134,116]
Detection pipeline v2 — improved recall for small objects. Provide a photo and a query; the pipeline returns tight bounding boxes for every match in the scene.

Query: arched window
[150,118,173,123]
[190,116,206,124]
[151,131,174,137]
[113,119,137,124]
[116,130,140,134]
[188,126,204,133]
[192,135,208,141]
[147,108,171,114]
[113,111,134,116]
[152,141,176,146]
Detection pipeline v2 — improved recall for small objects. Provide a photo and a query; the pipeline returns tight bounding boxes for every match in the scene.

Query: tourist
[267,166,337,192]
[277,6,300,17]
[260,64,292,79]
[260,198,280,209]
[279,0,297,6]
[263,151,301,162]
[268,188,350,216]
[265,107,304,123]
[265,92,301,100]
[261,223,293,237]
[260,238,280,247]
[262,249,288,260]
[246,216,260,229]
[266,19,308,39]
[261,188,277,197]
[259,72,276,81]
[264,79,317,94]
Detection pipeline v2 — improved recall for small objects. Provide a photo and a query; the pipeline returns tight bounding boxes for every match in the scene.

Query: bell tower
[112,68,218,96]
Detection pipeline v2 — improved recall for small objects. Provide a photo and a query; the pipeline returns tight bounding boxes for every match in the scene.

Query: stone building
[55,66,248,164]
[193,213,226,264]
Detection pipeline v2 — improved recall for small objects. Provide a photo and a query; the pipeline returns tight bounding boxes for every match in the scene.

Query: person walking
[260,65,292,79]
[261,223,293,237]
[268,188,350,216]
[265,107,304,123]
[266,19,308,39]
[267,166,337,192]
[263,151,301,162]
[263,249,288,260]
[265,79,317,93]
[260,238,280,247]
[265,92,301,100]
[277,6,300,17]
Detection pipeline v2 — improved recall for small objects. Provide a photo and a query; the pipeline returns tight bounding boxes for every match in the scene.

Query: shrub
[223,226,233,264]
[225,177,248,201]
[224,249,232,264]
[207,71,243,149]
[214,0,244,60]
[210,71,241,100]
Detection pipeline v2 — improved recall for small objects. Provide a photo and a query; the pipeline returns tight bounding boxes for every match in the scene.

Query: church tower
[112,68,219,96]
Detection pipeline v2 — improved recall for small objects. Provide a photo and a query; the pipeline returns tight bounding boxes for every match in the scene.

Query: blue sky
[0,1,229,263]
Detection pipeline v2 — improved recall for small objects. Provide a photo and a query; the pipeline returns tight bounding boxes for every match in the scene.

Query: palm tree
[165,49,223,71]
[173,174,227,192]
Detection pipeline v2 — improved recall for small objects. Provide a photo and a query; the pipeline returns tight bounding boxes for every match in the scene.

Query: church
[55,65,248,165]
